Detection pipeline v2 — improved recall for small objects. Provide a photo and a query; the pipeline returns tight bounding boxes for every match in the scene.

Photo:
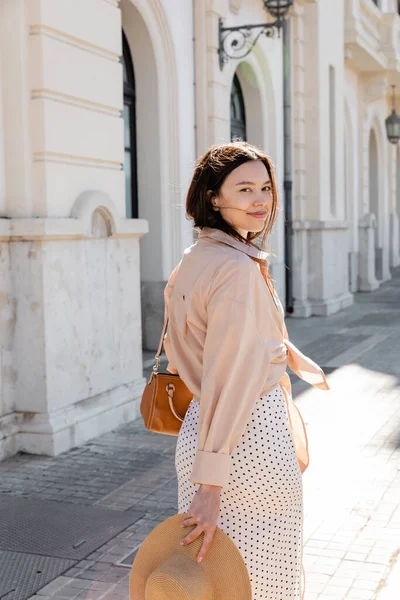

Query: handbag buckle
[153,355,161,374]
[166,383,175,398]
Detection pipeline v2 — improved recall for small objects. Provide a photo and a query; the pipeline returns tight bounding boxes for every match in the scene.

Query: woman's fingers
[197,528,215,563]
[178,487,221,557]
[179,522,217,562]
[180,515,198,527]
[180,524,203,546]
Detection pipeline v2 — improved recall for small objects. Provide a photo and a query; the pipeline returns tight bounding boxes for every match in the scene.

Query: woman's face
[212,160,274,238]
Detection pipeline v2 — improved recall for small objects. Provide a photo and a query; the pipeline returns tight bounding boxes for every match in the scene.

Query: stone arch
[372,112,390,282]
[230,73,247,141]
[233,62,263,148]
[366,112,387,248]
[120,0,180,280]
[72,191,118,238]
[368,123,385,281]
[344,100,358,291]
[121,0,183,351]
[236,47,277,160]
[368,130,379,243]
[344,102,355,233]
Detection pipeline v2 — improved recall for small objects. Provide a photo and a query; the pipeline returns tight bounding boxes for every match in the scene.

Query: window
[121,31,138,219]
[230,74,247,142]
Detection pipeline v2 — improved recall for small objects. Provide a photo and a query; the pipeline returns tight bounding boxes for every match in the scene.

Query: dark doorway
[230,74,247,142]
[122,31,138,218]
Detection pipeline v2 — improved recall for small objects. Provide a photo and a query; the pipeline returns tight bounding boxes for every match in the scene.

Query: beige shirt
[163,227,329,488]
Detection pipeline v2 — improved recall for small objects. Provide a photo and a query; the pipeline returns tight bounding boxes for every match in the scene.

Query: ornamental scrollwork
[218,18,280,70]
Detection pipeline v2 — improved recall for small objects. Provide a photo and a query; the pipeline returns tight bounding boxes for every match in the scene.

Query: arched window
[230,74,247,142]
[121,31,138,219]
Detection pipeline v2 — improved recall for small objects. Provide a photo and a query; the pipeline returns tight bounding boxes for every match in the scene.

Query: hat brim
[130,514,251,600]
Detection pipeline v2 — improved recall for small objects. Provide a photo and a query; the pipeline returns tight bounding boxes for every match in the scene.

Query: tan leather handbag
[140,318,194,436]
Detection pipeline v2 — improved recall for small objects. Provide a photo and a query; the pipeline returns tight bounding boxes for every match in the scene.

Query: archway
[234,54,273,154]
[230,74,246,141]
[121,31,138,219]
[344,101,357,291]
[368,129,382,280]
[121,0,181,351]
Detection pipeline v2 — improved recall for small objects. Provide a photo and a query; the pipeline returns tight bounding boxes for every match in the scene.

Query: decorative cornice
[33,152,122,170]
[31,89,121,117]
[29,25,120,62]
[0,216,148,242]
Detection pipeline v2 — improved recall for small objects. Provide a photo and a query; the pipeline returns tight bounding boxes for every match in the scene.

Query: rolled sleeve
[191,450,231,488]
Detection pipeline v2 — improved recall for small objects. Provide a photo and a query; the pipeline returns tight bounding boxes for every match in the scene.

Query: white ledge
[0,217,148,241]
[0,191,149,241]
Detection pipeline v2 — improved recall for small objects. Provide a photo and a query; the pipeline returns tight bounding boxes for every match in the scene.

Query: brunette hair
[186,141,279,252]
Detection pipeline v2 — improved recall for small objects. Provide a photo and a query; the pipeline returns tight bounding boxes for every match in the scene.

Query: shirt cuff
[190,450,231,488]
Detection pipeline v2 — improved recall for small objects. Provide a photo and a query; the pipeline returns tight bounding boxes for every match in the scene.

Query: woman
[163,142,329,600]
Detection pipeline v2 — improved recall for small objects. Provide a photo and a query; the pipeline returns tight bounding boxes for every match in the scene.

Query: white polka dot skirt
[175,384,303,600]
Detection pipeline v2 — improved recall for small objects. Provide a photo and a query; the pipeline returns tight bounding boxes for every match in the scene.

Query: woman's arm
[191,260,272,488]
[180,259,272,560]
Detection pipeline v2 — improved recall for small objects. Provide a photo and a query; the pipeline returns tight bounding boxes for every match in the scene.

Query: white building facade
[0,0,399,459]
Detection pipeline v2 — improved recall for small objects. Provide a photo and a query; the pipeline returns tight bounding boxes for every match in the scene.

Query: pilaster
[0,193,148,457]
[358,213,380,291]
[292,220,353,317]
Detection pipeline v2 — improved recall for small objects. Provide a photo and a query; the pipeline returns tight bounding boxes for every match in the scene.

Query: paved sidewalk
[0,269,399,600]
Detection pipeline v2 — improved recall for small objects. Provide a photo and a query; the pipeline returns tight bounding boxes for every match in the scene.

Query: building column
[0,0,148,457]
[291,0,353,317]
[291,0,311,317]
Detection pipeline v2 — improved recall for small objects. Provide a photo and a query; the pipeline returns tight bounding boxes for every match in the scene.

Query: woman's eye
[240,186,271,192]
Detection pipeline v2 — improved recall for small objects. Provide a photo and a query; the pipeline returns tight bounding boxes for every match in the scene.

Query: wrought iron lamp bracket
[218,17,283,70]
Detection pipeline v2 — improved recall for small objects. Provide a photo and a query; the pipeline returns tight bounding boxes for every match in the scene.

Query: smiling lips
[248,212,267,219]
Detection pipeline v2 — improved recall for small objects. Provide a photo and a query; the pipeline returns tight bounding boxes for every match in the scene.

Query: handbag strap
[153,262,181,375]
[153,316,168,374]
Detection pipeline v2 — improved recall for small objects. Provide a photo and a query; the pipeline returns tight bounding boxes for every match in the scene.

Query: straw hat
[130,514,252,600]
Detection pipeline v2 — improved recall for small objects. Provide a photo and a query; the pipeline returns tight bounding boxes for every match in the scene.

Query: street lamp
[264,0,294,22]
[385,85,400,145]
[218,0,294,70]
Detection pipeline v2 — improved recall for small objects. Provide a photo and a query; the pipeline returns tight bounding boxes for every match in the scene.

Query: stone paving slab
[0,268,399,600]
[0,423,176,505]
[0,496,143,560]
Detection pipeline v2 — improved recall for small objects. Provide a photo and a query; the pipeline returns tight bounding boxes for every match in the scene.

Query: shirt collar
[197,227,270,261]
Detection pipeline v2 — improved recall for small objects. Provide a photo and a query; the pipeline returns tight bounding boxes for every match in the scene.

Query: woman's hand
[179,484,222,562]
